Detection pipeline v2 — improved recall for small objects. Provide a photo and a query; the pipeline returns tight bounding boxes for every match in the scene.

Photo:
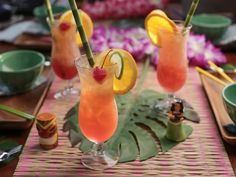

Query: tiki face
[36,120,57,138]
[36,112,58,149]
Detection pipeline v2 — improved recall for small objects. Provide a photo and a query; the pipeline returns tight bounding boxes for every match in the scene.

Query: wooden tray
[0,68,53,129]
[199,71,236,145]
[14,32,51,51]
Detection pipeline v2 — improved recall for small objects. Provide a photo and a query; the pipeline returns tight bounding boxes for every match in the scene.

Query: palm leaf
[63,60,198,162]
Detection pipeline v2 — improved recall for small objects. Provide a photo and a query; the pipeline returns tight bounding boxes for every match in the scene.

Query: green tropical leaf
[63,89,196,162]
[63,60,197,162]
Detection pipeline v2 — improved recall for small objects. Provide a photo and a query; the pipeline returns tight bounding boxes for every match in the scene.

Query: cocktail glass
[156,21,191,109]
[50,17,81,99]
[75,56,119,170]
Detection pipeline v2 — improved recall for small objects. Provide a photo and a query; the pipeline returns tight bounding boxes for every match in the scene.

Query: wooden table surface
[0,41,236,177]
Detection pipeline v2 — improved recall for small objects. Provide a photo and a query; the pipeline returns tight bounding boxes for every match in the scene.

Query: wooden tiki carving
[36,112,58,150]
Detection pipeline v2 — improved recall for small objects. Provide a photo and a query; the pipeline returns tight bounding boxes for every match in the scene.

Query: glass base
[54,80,79,99]
[154,94,176,112]
[81,144,119,170]
[54,87,79,100]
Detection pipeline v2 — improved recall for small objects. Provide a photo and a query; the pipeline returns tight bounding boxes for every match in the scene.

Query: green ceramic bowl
[192,14,232,41]
[33,5,68,29]
[0,50,45,92]
[222,83,236,124]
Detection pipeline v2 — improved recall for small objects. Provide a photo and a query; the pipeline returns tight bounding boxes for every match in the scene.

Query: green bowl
[192,14,232,41]
[33,5,68,29]
[222,83,236,124]
[0,50,45,92]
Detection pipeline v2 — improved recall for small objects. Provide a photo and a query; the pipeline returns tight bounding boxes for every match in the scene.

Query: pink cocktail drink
[50,20,81,99]
[157,23,190,93]
[51,22,80,80]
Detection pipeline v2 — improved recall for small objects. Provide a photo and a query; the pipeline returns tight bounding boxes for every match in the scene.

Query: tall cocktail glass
[75,56,119,170]
[50,18,81,99]
[157,21,191,109]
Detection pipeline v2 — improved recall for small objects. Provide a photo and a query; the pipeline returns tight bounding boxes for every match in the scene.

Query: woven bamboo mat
[14,66,235,177]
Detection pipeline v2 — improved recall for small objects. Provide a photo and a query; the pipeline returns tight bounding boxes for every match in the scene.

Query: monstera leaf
[63,60,199,162]
[63,89,198,162]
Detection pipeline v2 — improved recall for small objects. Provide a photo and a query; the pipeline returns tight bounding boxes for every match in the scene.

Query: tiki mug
[166,100,187,142]
[36,112,58,150]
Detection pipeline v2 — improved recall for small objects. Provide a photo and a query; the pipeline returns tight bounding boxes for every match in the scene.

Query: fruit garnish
[145,9,177,46]
[96,48,138,95]
[59,22,71,31]
[100,49,124,80]
[93,66,107,83]
[59,10,94,47]
[109,51,124,79]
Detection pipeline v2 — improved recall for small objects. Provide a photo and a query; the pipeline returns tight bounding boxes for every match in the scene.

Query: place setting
[0,0,236,176]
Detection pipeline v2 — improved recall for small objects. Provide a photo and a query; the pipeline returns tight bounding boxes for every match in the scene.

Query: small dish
[0,50,45,92]
[33,5,68,29]
[0,75,47,96]
[222,83,236,124]
[192,14,232,41]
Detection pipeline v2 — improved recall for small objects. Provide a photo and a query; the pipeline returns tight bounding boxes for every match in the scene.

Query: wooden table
[0,42,52,177]
[0,47,236,176]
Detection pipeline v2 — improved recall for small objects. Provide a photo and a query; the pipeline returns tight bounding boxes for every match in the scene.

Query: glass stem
[168,93,175,100]
[68,80,73,89]
[92,143,104,155]
[167,93,177,105]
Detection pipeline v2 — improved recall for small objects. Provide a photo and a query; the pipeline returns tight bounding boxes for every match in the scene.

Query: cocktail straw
[68,0,95,67]
[208,61,234,83]
[44,0,55,25]
[0,104,35,121]
[195,67,227,86]
[182,0,200,33]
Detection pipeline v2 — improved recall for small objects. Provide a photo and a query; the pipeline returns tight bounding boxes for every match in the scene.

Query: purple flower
[91,26,226,67]
[188,33,226,68]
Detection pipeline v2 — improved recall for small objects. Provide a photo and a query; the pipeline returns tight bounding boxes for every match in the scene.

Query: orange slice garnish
[145,9,177,46]
[59,10,94,47]
[96,49,138,95]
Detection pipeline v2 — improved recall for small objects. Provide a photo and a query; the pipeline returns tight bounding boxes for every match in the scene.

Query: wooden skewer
[208,61,234,83]
[195,67,228,87]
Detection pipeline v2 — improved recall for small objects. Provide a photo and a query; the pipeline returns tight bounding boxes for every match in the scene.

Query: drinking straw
[208,61,234,83]
[195,67,227,86]
[68,0,95,67]
[182,0,200,33]
[0,104,35,121]
[44,0,55,25]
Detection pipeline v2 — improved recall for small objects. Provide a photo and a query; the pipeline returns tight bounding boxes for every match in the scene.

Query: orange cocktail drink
[51,21,80,80]
[77,57,118,143]
[48,10,93,99]
[75,49,137,170]
[145,10,192,109]
[157,22,190,92]
[49,17,80,99]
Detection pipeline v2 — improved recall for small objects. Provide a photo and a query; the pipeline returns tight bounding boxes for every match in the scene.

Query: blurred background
[0,0,236,64]
[0,0,235,21]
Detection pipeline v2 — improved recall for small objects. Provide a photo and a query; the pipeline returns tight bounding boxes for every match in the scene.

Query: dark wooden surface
[0,43,52,177]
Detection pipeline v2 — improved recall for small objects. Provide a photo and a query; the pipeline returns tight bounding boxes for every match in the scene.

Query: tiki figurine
[36,112,58,150]
[166,100,187,142]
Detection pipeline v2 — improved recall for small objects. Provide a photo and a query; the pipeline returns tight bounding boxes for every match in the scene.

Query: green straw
[0,104,35,121]
[44,0,55,25]
[68,0,95,67]
[182,0,200,33]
